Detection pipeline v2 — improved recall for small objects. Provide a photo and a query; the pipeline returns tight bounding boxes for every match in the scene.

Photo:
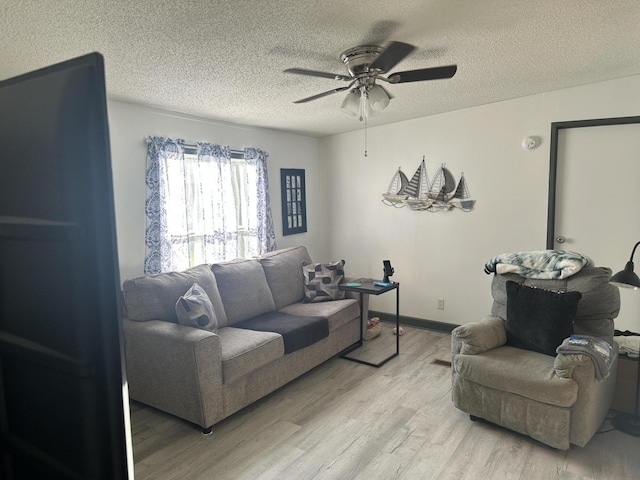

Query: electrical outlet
[437,298,445,310]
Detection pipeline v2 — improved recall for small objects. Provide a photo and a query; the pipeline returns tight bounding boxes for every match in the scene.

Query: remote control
[374,281,391,287]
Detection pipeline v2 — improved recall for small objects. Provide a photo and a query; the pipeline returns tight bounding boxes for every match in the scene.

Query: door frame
[546,115,640,249]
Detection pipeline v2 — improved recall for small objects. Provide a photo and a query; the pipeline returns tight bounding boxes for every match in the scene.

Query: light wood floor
[131,325,640,480]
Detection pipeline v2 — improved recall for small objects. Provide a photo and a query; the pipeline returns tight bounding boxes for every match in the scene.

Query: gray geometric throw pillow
[302,260,346,303]
[175,282,218,333]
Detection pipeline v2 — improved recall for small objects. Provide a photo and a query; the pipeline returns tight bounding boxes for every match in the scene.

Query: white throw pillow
[175,282,218,333]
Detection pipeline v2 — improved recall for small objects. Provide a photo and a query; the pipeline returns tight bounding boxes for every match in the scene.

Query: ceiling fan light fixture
[368,84,390,112]
[286,40,457,121]
[340,90,360,116]
[360,91,371,120]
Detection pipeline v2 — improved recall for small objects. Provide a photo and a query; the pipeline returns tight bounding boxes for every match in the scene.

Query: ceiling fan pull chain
[364,115,368,157]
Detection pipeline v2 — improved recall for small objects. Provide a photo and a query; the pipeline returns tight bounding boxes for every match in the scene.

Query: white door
[553,120,640,332]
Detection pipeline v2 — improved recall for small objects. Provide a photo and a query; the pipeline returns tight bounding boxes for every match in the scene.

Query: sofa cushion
[122,264,228,326]
[302,260,346,303]
[505,281,581,356]
[278,299,359,332]
[453,346,579,407]
[217,327,284,384]
[175,283,218,333]
[233,311,328,354]
[211,258,275,325]
[259,246,312,310]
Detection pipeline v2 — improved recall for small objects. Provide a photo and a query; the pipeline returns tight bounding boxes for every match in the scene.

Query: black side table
[338,280,400,367]
[612,352,640,436]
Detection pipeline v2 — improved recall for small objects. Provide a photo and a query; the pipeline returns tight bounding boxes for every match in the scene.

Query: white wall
[107,101,327,282]
[107,75,640,331]
[321,74,640,330]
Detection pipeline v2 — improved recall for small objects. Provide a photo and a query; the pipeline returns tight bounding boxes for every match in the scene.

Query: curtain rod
[144,138,244,158]
[182,142,244,156]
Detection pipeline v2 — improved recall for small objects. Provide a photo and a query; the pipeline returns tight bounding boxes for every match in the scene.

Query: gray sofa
[451,266,620,449]
[122,246,361,433]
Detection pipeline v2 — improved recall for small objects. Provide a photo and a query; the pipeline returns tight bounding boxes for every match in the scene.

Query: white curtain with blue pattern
[244,147,277,255]
[144,136,276,274]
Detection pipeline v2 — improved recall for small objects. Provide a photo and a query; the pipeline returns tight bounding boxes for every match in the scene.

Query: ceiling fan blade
[293,85,353,104]
[284,68,351,82]
[387,65,457,83]
[369,41,416,73]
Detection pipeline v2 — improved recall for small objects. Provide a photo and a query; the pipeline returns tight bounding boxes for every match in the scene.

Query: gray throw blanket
[484,250,591,279]
[556,335,613,380]
[234,311,329,354]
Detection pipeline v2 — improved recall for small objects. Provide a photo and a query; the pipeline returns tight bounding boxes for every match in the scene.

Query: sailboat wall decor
[381,167,410,207]
[381,157,475,212]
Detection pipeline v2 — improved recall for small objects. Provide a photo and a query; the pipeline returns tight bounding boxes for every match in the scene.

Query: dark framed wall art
[280,168,307,235]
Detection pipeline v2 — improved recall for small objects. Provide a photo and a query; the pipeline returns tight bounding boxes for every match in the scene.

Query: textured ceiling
[2,1,640,137]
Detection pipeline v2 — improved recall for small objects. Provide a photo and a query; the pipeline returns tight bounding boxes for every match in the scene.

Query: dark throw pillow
[505,280,582,356]
[302,260,346,303]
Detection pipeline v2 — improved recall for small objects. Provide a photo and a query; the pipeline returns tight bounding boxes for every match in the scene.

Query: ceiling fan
[284,41,457,120]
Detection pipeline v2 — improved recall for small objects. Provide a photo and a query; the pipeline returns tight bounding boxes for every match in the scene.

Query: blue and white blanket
[484,250,591,279]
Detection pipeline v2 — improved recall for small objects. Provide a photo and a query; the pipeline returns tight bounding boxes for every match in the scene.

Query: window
[144,138,276,274]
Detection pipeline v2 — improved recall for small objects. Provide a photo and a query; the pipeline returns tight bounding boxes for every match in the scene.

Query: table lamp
[610,240,640,436]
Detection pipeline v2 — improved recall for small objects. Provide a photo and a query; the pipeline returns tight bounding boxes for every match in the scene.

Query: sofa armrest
[343,277,370,336]
[123,318,224,428]
[552,345,618,446]
[451,315,507,356]
[553,353,595,379]
[553,340,618,380]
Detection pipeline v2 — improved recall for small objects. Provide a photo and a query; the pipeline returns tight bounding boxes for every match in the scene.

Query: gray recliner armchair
[451,265,620,449]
